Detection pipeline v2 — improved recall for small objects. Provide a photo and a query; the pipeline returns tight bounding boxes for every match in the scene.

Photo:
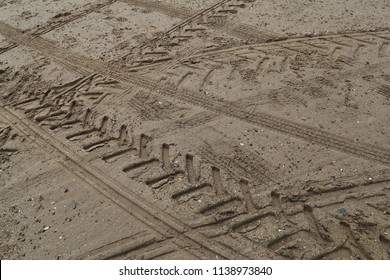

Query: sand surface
[1,0,389,260]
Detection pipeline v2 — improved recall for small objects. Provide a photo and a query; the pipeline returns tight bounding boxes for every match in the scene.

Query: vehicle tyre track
[0,105,248,260]
[1,22,389,166]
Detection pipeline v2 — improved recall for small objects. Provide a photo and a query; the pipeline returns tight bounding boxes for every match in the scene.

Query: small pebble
[338,208,347,214]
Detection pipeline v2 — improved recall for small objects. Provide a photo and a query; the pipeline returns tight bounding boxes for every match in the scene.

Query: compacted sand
[0,0,389,260]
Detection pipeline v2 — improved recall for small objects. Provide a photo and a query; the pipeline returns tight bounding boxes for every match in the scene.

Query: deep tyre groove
[1,22,389,166]
[0,106,247,260]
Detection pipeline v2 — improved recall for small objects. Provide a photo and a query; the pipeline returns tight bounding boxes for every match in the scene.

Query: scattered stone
[9,206,19,213]
[338,208,347,214]
[71,201,77,210]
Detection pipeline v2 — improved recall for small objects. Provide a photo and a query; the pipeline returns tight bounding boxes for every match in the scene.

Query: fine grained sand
[0,0,389,260]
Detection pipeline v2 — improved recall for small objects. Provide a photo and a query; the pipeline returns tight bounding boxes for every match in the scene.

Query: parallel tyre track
[0,0,117,55]
[0,105,247,260]
[119,0,193,19]
[118,0,282,71]
[120,0,283,42]
[1,22,389,166]
[2,82,278,259]
[4,68,389,260]
[188,30,390,60]
[1,1,389,260]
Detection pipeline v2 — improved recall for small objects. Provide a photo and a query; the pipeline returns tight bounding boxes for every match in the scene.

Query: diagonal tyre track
[1,0,390,258]
[0,0,117,55]
[1,21,390,166]
[116,0,283,72]
[3,90,389,259]
[0,105,248,260]
[120,0,282,42]
[1,79,281,259]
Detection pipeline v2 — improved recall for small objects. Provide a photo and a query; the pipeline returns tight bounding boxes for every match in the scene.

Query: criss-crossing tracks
[1,0,390,260]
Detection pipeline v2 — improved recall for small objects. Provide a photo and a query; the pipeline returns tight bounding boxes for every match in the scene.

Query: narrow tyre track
[118,0,282,71]
[0,0,117,55]
[0,105,247,260]
[189,30,390,60]
[120,0,282,42]
[2,79,279,259]
[119,0,193,19]
[1,22,389,166]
